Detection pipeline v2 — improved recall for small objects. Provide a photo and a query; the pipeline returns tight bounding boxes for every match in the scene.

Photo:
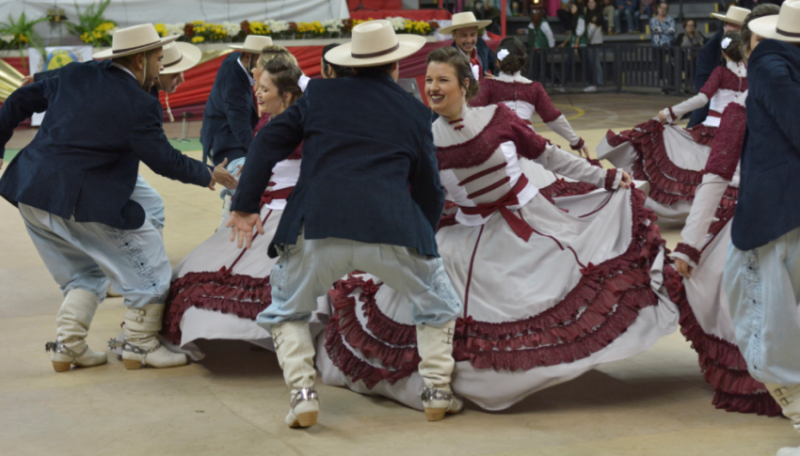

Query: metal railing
[526,45,701,94]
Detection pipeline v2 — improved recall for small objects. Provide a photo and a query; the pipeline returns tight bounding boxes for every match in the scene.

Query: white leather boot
[112,304,188,369]
[766,383,800,456]
[45,289,108,372]
[416,321,463,421]
[272,321,319,428]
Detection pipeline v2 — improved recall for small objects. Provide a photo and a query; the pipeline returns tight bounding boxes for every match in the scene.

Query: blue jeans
[257,229,463,329]
[634,5,651,31]
[20,204,171,308]
[614,8,634,33]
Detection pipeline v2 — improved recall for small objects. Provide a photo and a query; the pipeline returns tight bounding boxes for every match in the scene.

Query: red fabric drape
[2,35,500,116]
[349,10,452,20]
[347,0,403,10]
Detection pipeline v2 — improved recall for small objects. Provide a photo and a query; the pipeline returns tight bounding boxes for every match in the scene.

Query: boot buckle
[290,388,319,408]
[421,387,454,403]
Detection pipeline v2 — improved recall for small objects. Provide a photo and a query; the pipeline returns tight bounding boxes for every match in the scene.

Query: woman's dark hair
[426,46,479,100]
[683,19,696,29]
[322,43,355,78]
[264,59,304,106]
[496,36,527,75]
[741,3,780,56]
[721,30,744,63]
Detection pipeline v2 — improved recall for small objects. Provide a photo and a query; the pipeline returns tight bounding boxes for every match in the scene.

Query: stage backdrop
[0,35,500,117]
[0,0,350,47]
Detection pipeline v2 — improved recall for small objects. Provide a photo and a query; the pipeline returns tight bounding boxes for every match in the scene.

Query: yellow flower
[191,36,204,43]
[19,34,29,43]
[191,20,204,25]
[154,23,166,36]
[80,32,93,43]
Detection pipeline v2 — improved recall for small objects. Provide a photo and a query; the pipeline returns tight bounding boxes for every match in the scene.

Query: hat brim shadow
[438,20,494,35]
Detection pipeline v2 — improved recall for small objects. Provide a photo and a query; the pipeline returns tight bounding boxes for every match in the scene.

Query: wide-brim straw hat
[438,12,493,35]
[161,42,202,74]
[749,0,800,43]
[325,20,426,68]
[711,6,751,25]
[230,35,274,54]
[94,24,178,59]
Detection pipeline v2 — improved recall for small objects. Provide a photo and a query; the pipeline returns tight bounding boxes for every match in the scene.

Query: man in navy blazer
[227,21,463,428]
[722,4,800,446]
[0,25,214,372]
[200,35,274,167]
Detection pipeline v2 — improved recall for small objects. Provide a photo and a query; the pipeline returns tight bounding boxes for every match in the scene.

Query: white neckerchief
[238,56,256,87]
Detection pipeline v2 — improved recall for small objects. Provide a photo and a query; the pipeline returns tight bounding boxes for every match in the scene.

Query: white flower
[385,16,408,31]
[1,34,14,43]
[221,21,241,36]
[164,23,185,37]
[266,20,289,33]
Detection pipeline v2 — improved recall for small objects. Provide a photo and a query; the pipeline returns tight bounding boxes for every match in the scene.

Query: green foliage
[0,11,48,71]
[66,0,113,37]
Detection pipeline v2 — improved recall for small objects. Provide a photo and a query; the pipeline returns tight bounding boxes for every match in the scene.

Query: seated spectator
[517,6,556,49]
[603,0,616,33]
[474,0,502,35]
[636,0,656,31]
[615,0,639,33]
[679,19,706,47]
[650,1,676,47]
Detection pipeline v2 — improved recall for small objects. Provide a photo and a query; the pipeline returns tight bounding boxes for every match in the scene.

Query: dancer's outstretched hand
[619,171,632,189]
[658,110,668,123]
[675,258,694,279]
[214,158,239,191]
[227,211,265,249]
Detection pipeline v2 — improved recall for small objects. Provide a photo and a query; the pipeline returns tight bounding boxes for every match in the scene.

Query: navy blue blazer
[0,60,212,230]
[200,52,258,166]
[732,40,800,250]
[688,30,723,128]
[451,37,498,76]
[231,71,445,258]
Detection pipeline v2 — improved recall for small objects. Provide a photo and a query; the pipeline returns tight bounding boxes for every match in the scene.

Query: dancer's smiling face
[256,70,291,116]
[425,61,468,121]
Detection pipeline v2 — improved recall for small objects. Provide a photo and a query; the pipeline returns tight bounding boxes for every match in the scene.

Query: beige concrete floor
[1,95,796,456]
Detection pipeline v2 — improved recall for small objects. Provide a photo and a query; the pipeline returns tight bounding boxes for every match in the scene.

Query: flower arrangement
[67,0,117,48]
[78,21,117,46]
[0,11,48,71]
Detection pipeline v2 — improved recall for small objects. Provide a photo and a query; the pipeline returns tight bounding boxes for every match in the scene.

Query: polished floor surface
[1,94,796,456]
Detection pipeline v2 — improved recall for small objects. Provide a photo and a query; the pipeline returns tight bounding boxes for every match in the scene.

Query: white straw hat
[748,0,800,43]
[711,6,751,25]
[94,24,178,59]
[325,21,426,68]
[230,35,274,54]
[160,42,202,74]
[438,12,493,35]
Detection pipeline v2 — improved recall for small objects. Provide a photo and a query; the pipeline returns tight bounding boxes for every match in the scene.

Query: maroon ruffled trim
[606,120,705,205]
[325,188,669,385]
[538,179,598,204]
[706,186,738,241]
[675,243,702,265]
[571,138,586,151]
[689,124,717,146]
[162,268,272,344]
[604,169,617,191]
[663,265,781,416]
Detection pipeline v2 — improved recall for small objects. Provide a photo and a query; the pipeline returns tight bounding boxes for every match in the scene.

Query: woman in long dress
[469,37,598,199]
[316,46,679,411]
[597,30,747,225]
[162,60,326,351]
[667,5,783,416]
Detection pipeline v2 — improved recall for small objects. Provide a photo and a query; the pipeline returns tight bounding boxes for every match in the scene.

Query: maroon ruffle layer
[688,125,717,146]
[664,266,781,416]
[162,268,272,344]
[324,188,670,388]
[606,120,705,206]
